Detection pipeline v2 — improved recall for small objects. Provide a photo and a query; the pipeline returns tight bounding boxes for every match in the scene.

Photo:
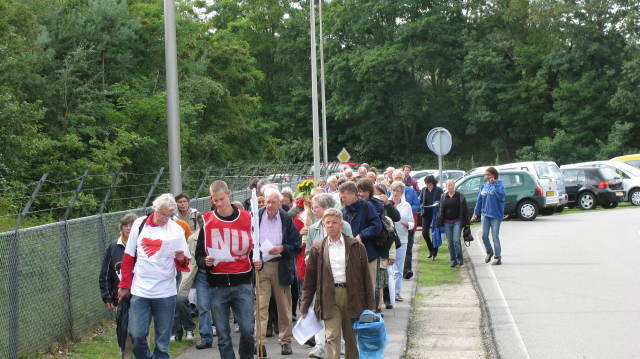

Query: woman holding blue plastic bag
[301,208,376,359]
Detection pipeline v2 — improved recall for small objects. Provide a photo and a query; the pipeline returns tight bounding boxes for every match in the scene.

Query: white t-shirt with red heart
[124,215,191,298]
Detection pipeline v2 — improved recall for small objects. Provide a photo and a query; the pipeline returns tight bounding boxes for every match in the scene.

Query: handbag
[462,225,473,247]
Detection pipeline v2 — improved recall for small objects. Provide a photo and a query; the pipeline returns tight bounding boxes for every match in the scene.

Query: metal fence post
[6,173,47,359]
[142,168,165,209]
[96,169,120,321]
[58,170,89,341]
[194,166,213,199]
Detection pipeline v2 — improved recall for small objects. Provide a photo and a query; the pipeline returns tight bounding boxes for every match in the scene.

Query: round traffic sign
[431,128,452,155]
[425,127,440,152]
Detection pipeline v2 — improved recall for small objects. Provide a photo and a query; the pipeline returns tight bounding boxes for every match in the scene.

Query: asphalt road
[468,208,640,359]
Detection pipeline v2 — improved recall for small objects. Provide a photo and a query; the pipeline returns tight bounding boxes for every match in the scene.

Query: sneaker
[234,323,240,333]
[211,326,217,337]
[309,346,326,358]
[485,253,493,263]
[186,331,195,340]
[492,258,502,265]
[170,335,177,342]
[395,294,404,302]
[281,343,293,355]
[340,341,345,355]
[403,271,413,280]
[450,262,457,268]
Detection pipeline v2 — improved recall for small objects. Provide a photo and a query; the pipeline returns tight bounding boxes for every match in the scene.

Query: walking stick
[251,189,265,359]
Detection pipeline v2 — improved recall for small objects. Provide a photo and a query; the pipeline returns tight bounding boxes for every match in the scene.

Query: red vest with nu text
[202,210,254,274]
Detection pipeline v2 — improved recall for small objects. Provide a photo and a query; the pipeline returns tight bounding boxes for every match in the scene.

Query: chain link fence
[0,162,342,358]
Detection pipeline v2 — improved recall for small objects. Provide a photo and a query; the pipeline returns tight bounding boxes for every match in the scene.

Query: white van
[470,161,567,214]
[560,161,640,206]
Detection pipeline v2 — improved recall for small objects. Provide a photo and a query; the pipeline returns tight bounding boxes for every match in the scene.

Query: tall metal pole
[319,0,328,164]
[310,0,321,181]
[164,0,182,195]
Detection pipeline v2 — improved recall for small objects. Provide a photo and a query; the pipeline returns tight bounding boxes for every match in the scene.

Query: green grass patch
[415,236,463,287]
[36,321,193,359]
[555,201,634,216]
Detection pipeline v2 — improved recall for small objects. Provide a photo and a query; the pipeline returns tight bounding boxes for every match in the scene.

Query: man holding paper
[195,181,260,359]
[300,208,376,359]
[255,187,302,356]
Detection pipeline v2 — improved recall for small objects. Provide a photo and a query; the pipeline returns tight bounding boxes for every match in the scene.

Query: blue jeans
[444,220,463,264]
[195,271,213,344]
[481,216,502,259]
[394,242,407,294]
[209,283,255,359]
[128,295,176,359]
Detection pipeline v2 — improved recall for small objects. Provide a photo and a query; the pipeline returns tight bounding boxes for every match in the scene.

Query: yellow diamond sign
[337,148,351,162]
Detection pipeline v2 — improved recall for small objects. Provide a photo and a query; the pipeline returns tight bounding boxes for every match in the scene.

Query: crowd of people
[98,164,506,359]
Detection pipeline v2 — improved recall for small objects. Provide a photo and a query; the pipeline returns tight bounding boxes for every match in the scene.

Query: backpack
[374,214,399,252]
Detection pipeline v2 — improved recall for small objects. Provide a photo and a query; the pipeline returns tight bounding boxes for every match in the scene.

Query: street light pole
[310,0,321,182]
[319,0,328,164]
[164,0,182,195]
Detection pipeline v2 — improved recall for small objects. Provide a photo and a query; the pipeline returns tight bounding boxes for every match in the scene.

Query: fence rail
[0,162,342,358]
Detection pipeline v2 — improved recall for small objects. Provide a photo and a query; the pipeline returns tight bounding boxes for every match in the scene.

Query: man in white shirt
[117,194,191,359]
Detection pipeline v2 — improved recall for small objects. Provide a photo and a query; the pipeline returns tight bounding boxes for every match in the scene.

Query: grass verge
[416,233,463,287]
[36,321,193,359]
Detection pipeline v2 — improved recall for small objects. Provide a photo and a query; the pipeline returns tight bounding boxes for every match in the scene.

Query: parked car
[410,169,436,185]
[455,170,545,221]
[414,170,466,190]
[561,161,640,206]
[468,161,567,214]
[611,154,640,169]
[560,167,625,209]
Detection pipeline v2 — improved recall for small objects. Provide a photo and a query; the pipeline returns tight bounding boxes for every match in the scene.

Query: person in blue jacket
[471,167,505,265]
[340,181,382,293]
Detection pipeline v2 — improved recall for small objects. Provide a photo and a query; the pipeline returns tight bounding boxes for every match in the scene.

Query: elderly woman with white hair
[117,193,191,359]
[390,181,414,302]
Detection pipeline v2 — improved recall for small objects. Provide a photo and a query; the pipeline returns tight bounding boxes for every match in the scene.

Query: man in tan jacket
[300,208,375,359]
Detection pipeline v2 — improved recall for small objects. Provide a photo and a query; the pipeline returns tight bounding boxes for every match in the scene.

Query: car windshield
[534,163,562,179]
[625,160,640,169]
[615,162,640,177]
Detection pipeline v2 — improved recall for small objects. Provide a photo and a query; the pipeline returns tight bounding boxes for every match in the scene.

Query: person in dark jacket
[300,208,375,359]
[99,212,138,308]
[437,180,469,267]
[255,187,302,356]
[420,175,444,261]
[339,181,382,298]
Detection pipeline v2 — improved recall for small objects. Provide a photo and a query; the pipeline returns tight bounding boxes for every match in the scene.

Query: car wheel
[540,208,555,216]
[630,189,640,206]
[578,192,597,210]
[516,199,538,221]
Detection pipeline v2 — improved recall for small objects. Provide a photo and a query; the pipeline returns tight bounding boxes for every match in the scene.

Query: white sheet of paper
[293,310,323,345]
[387,265,396,308]
[260,240,281,262]
[157,238,178,259]
[207,247,235,266]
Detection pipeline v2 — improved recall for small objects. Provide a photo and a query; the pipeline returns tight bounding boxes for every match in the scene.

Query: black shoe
[404,271,413,280]
[450,262,457,268]
[432,254,437,261]
[385,304,393,309]
[254,345,267,357]
[305,338,316,347]
[265,325,274,338]
[195,342,212,350]
[281,343,293,355]
[427,251,433,259]
[492,258,502,265]
[485,253,493,263]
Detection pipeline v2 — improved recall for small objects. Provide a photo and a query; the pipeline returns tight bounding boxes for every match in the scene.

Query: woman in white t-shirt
[117,194,191,359]
[390,181,414,303]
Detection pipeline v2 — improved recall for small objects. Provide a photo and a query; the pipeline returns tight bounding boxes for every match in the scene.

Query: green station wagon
[455,170,546,221]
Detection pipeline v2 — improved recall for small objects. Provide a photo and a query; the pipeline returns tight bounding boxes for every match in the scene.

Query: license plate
[546,191,554,196]
[617,191,624,197]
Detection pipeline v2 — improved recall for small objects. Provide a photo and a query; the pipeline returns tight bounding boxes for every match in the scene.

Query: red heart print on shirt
[142,237,162,257]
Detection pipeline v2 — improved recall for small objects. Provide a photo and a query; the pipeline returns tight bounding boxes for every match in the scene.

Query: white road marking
[475,228,531,359]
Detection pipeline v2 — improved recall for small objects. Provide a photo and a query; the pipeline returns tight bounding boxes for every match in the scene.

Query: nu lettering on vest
[202,211,254,274]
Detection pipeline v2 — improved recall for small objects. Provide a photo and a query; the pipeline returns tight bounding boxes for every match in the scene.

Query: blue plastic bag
[353,310,387,359]
[431,205,445,248]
